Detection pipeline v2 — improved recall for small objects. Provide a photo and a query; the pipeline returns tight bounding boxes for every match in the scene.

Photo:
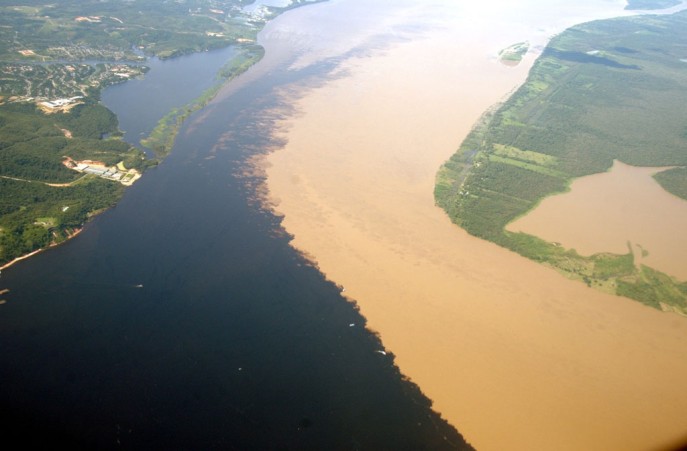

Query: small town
[0,62,146,105]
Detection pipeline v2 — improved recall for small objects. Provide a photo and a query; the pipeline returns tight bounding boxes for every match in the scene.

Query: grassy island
[498,41,529,65]
[436,10,687,314]
[0,0,313,267]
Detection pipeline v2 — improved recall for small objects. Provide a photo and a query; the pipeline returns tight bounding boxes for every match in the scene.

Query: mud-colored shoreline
[261,1,687,450]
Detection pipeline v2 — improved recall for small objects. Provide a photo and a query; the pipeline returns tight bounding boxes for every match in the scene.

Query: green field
[436,10,687,313]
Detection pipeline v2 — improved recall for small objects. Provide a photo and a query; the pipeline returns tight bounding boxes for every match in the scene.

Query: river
[101,45,239,147]
[2,1,687,450]
[262,1,687,450]
[0,5,470,450]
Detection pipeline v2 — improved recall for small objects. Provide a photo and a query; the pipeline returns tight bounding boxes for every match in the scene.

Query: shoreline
[0,2,309,272]
[0,227,82,272]
[261,1,687,450]
[0,53,252,270]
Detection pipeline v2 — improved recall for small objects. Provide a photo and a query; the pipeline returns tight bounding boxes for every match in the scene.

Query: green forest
[0,0,303,266]
[436,10,687,314]
[0,100,146,263]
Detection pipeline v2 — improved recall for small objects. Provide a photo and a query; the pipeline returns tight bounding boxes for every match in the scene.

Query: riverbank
[261,1,687,450]
[437,10,687,311]
[0,2,477,443]
[0,227,82,272]
[0,2,305,270]
[140,45,265,157]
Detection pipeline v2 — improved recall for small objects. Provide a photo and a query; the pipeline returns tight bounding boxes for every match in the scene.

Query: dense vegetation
[0,0,311,266]
[436,11,687,314]
[0,100,142,263]
[655,166,687,199]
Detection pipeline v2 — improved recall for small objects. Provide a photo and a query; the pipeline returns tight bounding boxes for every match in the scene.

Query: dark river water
[101,45,239,147]
[0,4,469,450]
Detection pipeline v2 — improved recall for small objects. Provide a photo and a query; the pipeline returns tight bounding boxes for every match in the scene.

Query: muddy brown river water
[261,1,687,450]
[509,160,687,280]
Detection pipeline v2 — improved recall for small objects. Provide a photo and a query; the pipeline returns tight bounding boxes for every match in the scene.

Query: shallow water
[508,160,687,280]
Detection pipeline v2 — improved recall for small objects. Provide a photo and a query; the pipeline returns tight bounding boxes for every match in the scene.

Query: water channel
[0,5,468,450]
[4,2,687,450]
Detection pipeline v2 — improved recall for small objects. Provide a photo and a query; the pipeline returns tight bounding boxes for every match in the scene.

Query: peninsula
[436,10,687,313]
[0,0,314,267]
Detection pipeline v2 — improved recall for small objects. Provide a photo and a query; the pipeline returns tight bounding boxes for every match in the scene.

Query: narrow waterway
[101,45,239,147]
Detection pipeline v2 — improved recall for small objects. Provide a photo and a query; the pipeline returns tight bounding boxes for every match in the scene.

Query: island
[436,10,687,314]
[497,41,529,66]
[0,0,317,268]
